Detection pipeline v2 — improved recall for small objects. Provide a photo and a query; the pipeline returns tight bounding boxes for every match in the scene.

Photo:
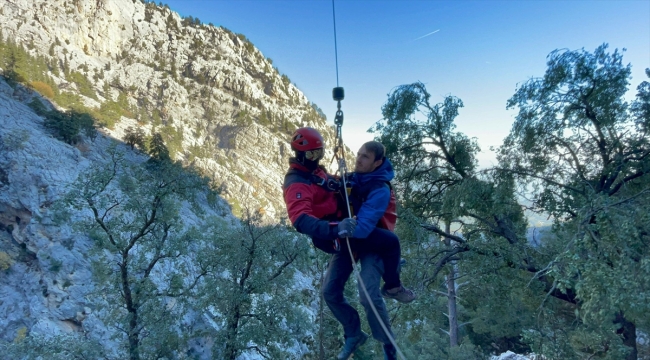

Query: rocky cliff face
[0,0,350,353]
[0,77,130,345]
[0,0,346,220]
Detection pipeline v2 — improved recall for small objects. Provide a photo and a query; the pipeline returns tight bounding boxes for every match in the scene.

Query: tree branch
[420,223,466,244]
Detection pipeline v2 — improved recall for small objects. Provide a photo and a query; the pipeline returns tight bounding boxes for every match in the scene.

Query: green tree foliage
[499,44,650,360]
[0,333,107,359]
[43,107,96,145]
[66,70,97,100]
[55,148,212,360]
[0,36,55,86]
[236,33,255,53]
[159,124,184,157]
[0,251,13,270]
[372,81,534,357]
[281,74,291,88]
[51,90,84,111]
[148,132,170,162]
[256,111,269,126]
[234,109,253,127]
[301,106,326,127]
[96,91,133,128]
[0,32,97,114]
[165,13,179,32]
[375,81,529,268]
[197,211,311,360]
[373,45,650,359]
[144,7,154,22]
[181,15,201,27]
[124,126,147,150]
[310,102,327,121]
[277,116,297,135]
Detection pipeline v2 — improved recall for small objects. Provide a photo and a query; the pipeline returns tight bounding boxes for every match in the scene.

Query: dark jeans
[313,227,402,289]
[322,250,394,344]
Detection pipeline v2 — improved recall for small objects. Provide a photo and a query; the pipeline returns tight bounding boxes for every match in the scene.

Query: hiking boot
[383,343,398,360]
[336,331,369,360]
[381,285,416,303]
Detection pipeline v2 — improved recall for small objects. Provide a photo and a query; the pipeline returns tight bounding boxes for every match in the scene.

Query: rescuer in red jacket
[282,128,413,360]
[282,127,356,251]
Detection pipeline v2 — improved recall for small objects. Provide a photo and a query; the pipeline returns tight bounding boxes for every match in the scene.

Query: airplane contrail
[412,29,440,41]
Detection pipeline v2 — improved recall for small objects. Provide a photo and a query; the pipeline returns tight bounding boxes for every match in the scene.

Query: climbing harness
[329,1,406,359]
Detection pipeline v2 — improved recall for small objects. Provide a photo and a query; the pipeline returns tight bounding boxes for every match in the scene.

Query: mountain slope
[0,0,347,356]
[0,0,346,219]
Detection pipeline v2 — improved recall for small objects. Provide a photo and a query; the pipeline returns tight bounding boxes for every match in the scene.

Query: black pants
[322,251,394,343]
[313,226,402,289]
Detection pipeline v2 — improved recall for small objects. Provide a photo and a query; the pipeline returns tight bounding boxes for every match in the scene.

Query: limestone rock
[0,0,350,222]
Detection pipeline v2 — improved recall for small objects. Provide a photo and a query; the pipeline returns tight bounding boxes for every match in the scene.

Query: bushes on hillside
[66,71,97,100]
[44,110,96,144]
[29,81,54,99]
[124,126,146,150]
[28,98,98,145]
[96,92,134,128]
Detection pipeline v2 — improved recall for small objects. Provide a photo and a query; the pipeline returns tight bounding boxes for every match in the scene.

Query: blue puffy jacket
[346,158,395,238]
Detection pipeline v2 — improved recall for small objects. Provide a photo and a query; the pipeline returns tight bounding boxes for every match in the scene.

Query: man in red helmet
[282,127,355,249]
[282,127,408,360]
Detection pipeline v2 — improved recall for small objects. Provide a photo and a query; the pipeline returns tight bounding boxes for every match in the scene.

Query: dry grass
[29,81,55,99]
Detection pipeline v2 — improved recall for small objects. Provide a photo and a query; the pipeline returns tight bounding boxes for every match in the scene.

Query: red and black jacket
[283,160,343,240]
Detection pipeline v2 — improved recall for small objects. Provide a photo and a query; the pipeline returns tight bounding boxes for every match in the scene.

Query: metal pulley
[332,86,344,101]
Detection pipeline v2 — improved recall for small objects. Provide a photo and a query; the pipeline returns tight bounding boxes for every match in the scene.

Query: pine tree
[148,132,169,161]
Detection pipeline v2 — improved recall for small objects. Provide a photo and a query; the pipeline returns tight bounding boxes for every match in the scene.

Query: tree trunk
[447,266,459,347]
[121,260,140,360]
[445,222,459,347]
[224,303,242,360]
[615,311,638,360]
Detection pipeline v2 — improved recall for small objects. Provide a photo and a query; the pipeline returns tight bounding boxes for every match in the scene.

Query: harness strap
[286,168,341,191]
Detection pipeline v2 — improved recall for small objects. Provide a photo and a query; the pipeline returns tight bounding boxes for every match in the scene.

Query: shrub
[52,90,83,110]
[44,109,96,145]
[188,144,208,161]
[96,103,119,127]
[14,327,27,343]
[49,258,62,273]
[124,126,146,150]
[29,81,54,99]
[234,109,252,126]
[281,74,291,87]
[144,8,153,22]
[28,98,48,116]
[159,124,183,156]
[0,251,13,270]
[66,71,97,100]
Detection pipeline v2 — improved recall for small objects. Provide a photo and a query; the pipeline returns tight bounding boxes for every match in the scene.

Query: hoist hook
[332,87,345,166]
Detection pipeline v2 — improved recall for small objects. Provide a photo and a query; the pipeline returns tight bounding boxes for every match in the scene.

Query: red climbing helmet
[291,127,324,152]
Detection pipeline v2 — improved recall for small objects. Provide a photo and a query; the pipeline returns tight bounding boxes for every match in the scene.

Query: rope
[329,2,406,357]
[331,0,340,87]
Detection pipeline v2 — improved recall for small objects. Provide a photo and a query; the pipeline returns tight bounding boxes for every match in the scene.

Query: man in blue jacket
[323,141,415,360]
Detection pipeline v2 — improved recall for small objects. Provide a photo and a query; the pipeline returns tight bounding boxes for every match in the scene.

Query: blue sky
[164,0,650,167]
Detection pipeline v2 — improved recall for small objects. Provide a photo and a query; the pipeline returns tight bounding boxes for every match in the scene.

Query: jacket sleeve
[352,184,390,239]
[284,182,339,240]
